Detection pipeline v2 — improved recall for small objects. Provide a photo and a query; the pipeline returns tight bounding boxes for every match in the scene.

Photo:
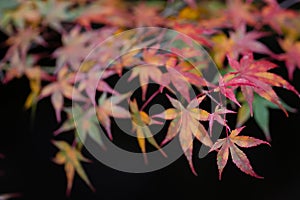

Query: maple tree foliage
[0,0,300,197]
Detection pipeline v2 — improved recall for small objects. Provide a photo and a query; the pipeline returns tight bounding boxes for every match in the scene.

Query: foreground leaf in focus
[130,100,167,163]
[225,53,299,115]
[153,95,212,175]
[210,127,270,179]
[236,94,296,141]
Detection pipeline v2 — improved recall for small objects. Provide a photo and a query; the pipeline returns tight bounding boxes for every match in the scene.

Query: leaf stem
[140,86,163,111]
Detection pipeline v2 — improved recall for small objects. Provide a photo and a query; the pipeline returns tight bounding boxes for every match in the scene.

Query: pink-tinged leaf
[209,138,226,153]
[163,57,208,102]
[207,106,235,136]
[230,126,246,137]
[212,24,273,66]
[152,108,178,120]
[217,140,229,180]
[189,108,210,121]
[225,53,299,115]
[230,136,270,148]
[179,114,197,175]
[158,96,212,174]
[187,94,206,109]
[172,23,214,47]
[97,110,112,140]
[218,76,241,107]
[253,72,300,97]
[166,95,183,110]
[97,80,118,95]
[61,83,86,101]
[161,117,181,146]
[261,0,298,34]
[227,54,240,70]
[210,127,269,179]
[97,93,131,140]
[277,38,300,80]
[128,65,162,100]
[133,3,165,27]
[190,120,213,147]
[51,91,63,122]
[39,83,59,99]
[229,141,263,179]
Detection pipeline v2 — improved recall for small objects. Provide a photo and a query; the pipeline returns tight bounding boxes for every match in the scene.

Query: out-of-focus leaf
[40,67,86,122]
[35,0,76,31]
[0,1,39,33]
[277,38,300,80]
[97,92,131,140]
[128,48,165,100]
[261,0,298,34]
[56,104,105,148]
[53,141,95,196]
[212,24,272,67]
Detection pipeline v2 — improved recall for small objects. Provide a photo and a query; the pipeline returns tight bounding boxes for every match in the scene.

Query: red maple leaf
[224,53,300,115]
[277,38,300,80]
[210,126,270,179]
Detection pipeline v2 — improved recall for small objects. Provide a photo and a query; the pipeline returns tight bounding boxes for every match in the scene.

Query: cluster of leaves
[1,0,300,196]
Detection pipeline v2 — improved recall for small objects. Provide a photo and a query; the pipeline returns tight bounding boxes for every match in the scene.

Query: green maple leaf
[236,94,296,141]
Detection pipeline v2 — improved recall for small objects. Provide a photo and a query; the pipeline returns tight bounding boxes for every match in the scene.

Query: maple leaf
[161,57,208,102]
[97,92,131,140]
[53,141,95,196]
[76,66,117,105]
[130,100,167,163]
[212,24,272,66]
[277,38,300,80]
[1,52,52,108]
[39,66,86,122]
[3,27,45,62]
[35,0,76,31]
[153,95,213,175]
[261,0,298,34]
[225,53,300,115]
[111,50,142,76]
[54,104,105,148]
[224,0,259,28]
[208,105,235,136]
[0,1,40,34]
[236,94,296,141]
[172,23,215,47]
[128,48,165,100]
[53,26,99,72]
[76,0,132,29]
[133,3,165,27]
[210,127,270,179]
